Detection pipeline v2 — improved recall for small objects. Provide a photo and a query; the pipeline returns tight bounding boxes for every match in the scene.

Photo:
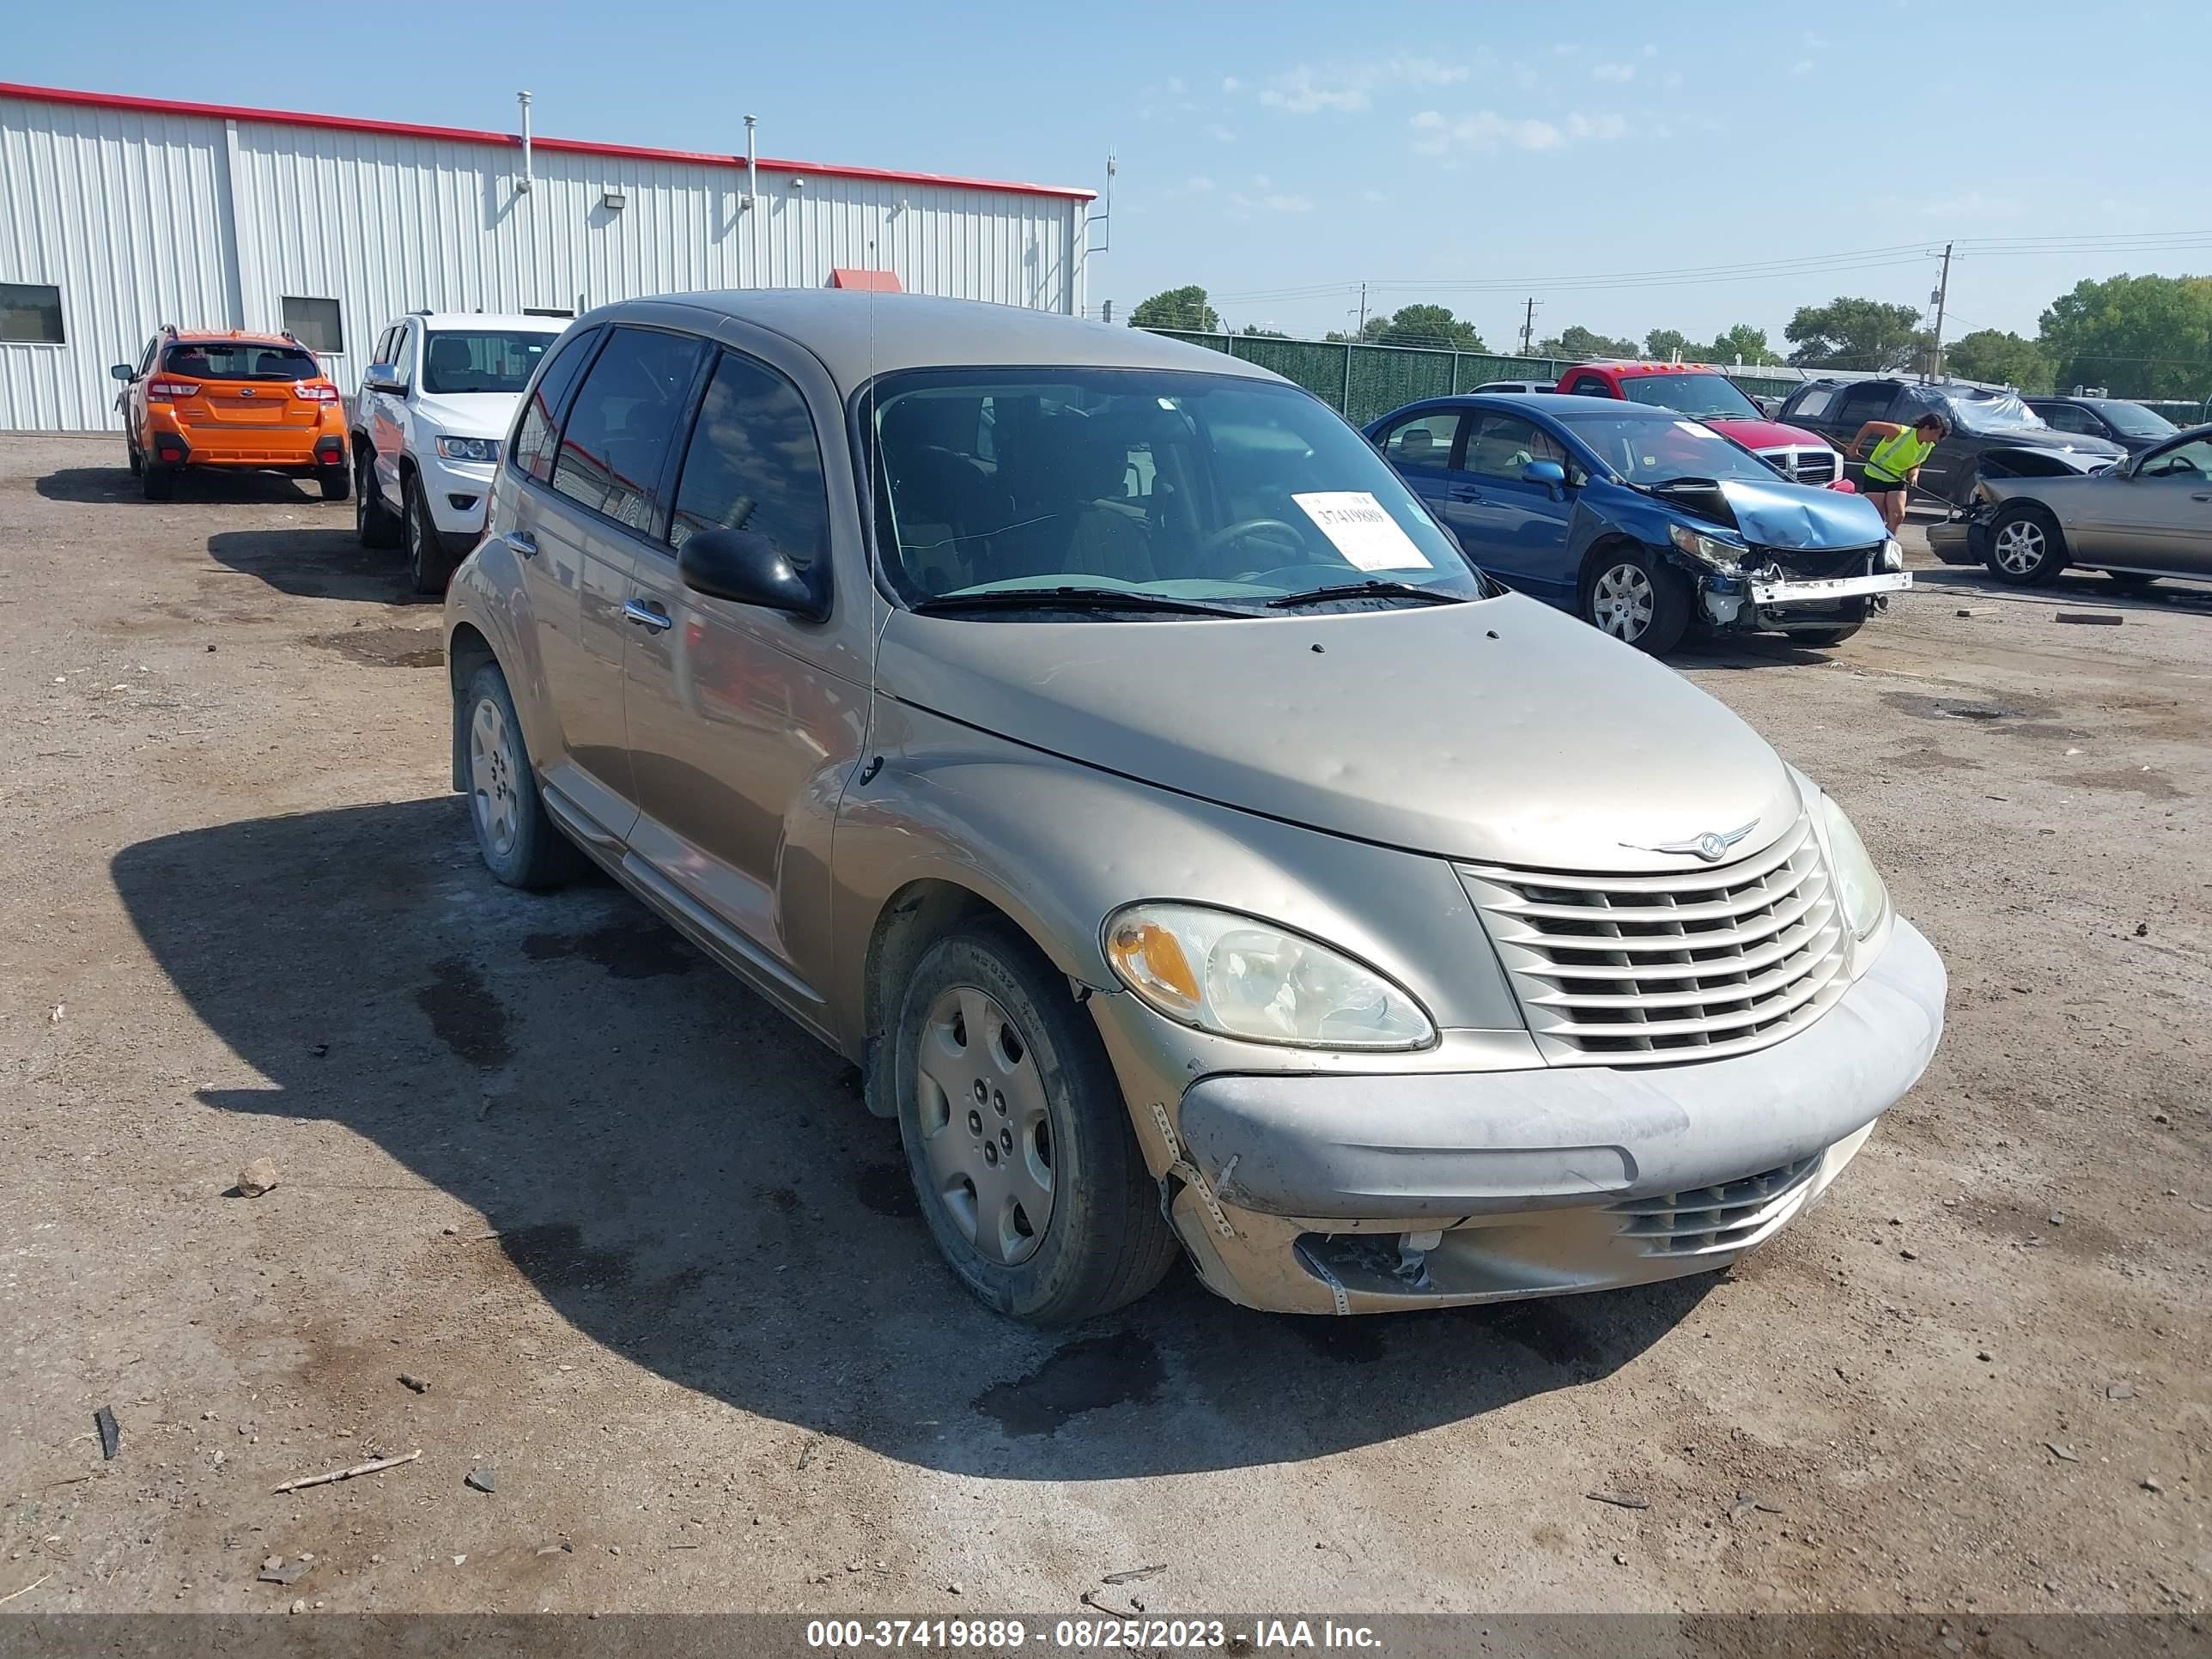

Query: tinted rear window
[164,343,321,381]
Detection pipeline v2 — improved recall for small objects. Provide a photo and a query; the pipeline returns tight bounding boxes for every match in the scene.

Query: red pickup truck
[1553,361,1849,489]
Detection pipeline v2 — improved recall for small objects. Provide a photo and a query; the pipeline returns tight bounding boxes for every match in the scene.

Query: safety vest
[1866,426,1937,483]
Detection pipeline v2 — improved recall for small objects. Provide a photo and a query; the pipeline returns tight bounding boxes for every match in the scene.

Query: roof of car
[591,292,1282,388]
[1577,360,1726,375]
[168,330,303,347]
[1433,392,1678,416]
[409,313,572,331]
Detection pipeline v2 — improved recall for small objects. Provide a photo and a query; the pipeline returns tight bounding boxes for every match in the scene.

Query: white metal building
[0,82,1093,431]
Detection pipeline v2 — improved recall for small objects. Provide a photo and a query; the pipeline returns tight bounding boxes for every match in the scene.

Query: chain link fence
[1143,329,1803,426]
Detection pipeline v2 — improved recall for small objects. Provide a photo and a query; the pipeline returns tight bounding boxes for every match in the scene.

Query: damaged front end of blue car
[1639,475,1911,636]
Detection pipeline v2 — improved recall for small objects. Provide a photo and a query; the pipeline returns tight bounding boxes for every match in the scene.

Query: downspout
[517,90,533,192]
[744,114,758,208]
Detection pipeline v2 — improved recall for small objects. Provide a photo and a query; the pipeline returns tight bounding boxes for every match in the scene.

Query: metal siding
[2,94,1082,429]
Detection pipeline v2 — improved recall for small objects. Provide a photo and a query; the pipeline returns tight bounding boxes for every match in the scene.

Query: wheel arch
[446,623,499,792]
[859,879,1031,1118]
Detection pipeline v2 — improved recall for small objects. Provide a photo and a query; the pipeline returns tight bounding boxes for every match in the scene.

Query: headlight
[1668,523,1747,571]
[436,436,499,462]
[1103,903,1435,1050]
[1818,795,1889,941]
[1881,537,1905,571]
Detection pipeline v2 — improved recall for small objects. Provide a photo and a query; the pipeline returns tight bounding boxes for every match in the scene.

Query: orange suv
[111,327,349,501]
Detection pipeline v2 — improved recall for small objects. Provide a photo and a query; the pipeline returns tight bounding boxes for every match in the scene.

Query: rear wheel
[892,919,1177,1325]
[1987,503,2065,585]
[126,436,143,477]
[1582,546,1691,654]
[404,472,457,595]
[459,662,581,890]
[356,449,400,549]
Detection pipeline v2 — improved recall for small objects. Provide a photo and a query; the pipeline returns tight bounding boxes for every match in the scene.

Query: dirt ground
[2,432,2206,1622]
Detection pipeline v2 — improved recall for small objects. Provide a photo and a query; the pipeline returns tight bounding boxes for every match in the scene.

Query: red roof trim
[0,82,1096,202]
[829,268,903,293]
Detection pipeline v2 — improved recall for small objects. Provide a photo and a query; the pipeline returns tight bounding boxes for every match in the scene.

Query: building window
[282,296,343,354]
[1,283,64,344]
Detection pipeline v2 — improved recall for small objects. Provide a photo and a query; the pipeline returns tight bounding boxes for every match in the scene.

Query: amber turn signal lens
[1106,920,1202,1014]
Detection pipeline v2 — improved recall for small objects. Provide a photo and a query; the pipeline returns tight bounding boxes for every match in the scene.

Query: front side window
[868,368,1480,611]
[281,296,343,354]
[515,326,600,482]
[1619,372,1761,421]
[1462,413,1567,482]
[0,282,64,343]
[668,351,830,566]
[392,325,417,386]
[1553,410,1778,486]
[1376,411,1460,469]
[162,342,321,381]
[422,330,560,396]
[2137,437,2212,479]
[550,327,705,532]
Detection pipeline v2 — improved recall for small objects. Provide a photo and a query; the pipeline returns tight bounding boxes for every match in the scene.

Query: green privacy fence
[1141,329,1802,426]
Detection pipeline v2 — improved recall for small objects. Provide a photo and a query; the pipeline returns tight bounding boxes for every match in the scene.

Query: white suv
[352,313,568,592]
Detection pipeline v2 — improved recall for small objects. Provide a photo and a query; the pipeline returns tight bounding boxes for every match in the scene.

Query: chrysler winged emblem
[1622,817,1759,863]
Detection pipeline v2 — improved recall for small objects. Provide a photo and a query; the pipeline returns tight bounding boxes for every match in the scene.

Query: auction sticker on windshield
[1292,492,1432,572]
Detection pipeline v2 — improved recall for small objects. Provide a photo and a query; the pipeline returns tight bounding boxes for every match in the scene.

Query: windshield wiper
[1265,580,1466,610]
[911,586,1254,619]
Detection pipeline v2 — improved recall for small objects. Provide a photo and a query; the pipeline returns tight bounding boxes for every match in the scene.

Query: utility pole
[1520,295,1540,357]
[1101,300,1113,326]
[1357,283,1369,339]
[1928,241,1954,380]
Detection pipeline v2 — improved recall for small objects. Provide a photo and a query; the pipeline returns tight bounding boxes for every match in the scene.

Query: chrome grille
[1759,446,1839,485]
[1609,1158,1821,1255]
[1459,814,1850,1066]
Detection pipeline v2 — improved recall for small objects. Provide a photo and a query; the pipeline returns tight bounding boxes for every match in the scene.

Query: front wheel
[1582,547,1691,654]
[405,474,457,596]
[459,662,581,890]
[893,920,1178,1325]
[1986,503,2065,586]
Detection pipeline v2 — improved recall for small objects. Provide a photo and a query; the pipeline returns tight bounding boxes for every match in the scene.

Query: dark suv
[1777,378,2125,505]
[2024,396,2179,457]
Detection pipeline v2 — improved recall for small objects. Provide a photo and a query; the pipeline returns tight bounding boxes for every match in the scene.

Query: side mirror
[110,363,135,382]
[677,526,827,622]
[1522,459,1567,494]
[362,364,406,396]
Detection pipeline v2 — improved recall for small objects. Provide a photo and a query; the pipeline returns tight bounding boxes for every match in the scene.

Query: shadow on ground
[113,799,1711,1480]
[207,527,424,605]
[1908,562,2212,617]
[36,465,326,507]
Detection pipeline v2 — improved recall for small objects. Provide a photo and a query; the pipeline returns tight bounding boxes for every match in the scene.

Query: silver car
[444,291,1946,1324]
[1978,423,2212,588]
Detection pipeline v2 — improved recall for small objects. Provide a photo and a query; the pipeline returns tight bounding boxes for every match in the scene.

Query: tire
[1986,503,2065,586]
[319,464,349,502]
[126,437,143,477]
[892,918,1178,1325]
[356,449,401,549]
[2105,570,2158,591]
[1788,623,1863,647]
[1582,545,1691,654]
[405,472,458,596]
[459,661,582,891]
[143,463,174,501]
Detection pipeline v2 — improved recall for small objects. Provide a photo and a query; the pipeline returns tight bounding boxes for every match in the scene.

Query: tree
[2038,273,2212,399]
[1784,298,1929,372]
[1537,325,1639,361]
[1944,328,2053,392]
[1644,328,1692,362]
[1240,324,1290,338]
[1709,323,1780,366]
[1322,317,1389,343]
[1374,304,1486,350]
[1130,285,1221,331]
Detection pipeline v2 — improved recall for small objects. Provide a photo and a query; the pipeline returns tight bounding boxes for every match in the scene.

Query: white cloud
[1511,59,1543,92]
[1663,70,1683,88]
[1221,76,1243,94]
[1790,59,1814,76]
[1642,42,1659,57]
[1165,76,1186,94]
[1252,172,1272,189]
[1592,62,1636,82]
[1164,175,1215,198]
[1229,191,1315,213]
[1362,187,1388,203]
[1261,54,1472,114]
[1410,107,1627,155]
[1802,29,1831,49]
[1207,123,1236,143]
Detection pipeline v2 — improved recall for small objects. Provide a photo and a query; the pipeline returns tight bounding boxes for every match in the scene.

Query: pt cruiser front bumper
[1139,920,1944,1315]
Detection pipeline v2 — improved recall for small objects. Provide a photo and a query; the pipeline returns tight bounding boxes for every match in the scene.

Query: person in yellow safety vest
[1847,411,1948,535]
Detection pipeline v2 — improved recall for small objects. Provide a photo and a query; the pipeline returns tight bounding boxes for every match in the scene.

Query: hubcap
[913,986,1054,1267]
[1591,562,1655,641]
[1993,520,2044,575]
[468,696,521,859]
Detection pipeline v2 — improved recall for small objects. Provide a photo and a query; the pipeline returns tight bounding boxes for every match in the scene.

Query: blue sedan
[1366,393,1909,653]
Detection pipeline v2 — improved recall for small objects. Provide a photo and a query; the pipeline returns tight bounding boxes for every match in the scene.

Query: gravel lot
[3,432,2206,1620]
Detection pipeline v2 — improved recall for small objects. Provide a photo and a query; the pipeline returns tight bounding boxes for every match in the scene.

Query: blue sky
[14,0,2210,352]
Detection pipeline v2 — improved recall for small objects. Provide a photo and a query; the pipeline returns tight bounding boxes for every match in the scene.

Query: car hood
[1707,416,1830,451]
[1972,425,2126,459]
[875,593,1805,873]
[413,391,524,437]
[1650,473,1889,548]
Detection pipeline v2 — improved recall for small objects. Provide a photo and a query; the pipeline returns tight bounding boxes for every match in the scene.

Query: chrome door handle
[2191,492,2212,502]
[623,599,672,633]
[501,531,538,558]
[1449,485,1486,503]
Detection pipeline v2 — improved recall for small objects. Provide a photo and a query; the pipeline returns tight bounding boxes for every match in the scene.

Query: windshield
[867,369,1481,613]
[163,343,321,382]
[422,331,560,396]
[1549,410,1782,486]
[2094,401,2178,439]
[1619,372,1761,421]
